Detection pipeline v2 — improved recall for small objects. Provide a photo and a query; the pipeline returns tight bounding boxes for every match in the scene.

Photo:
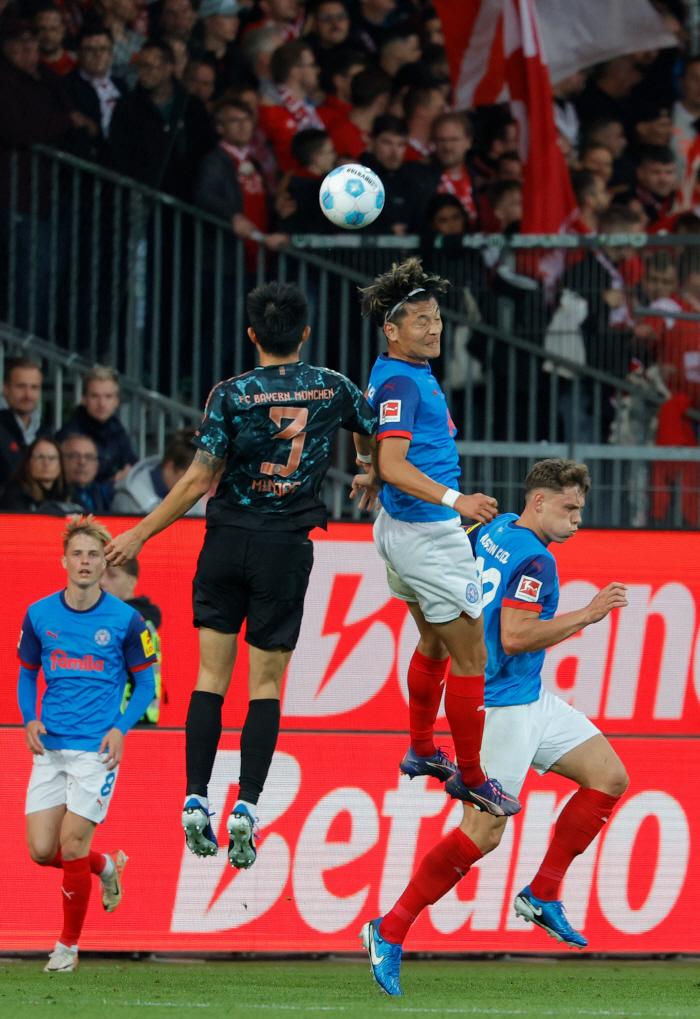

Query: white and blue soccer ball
[319,164,385,230]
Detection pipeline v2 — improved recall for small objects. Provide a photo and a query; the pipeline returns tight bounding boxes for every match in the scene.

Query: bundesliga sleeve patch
[379,399,402,424]
[514,575,542,603]
[140,629,156,658]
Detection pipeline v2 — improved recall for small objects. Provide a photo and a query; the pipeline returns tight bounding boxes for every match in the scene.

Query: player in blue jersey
[17,516,157,973]
[106,282,377,872]
[354,258,520,819]
[362,460,629,994]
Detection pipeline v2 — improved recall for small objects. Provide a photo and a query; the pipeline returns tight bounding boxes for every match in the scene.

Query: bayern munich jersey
[468,513,559,706]
[17,590,157,751]
[194,361,376,531]
[367,354,460,522]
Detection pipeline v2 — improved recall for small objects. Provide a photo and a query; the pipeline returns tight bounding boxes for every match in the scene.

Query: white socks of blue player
[233,799,256,818]
[184,793,209,811]
[99,852,116,883]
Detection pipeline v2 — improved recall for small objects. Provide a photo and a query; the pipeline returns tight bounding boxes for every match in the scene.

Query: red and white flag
[435,0,577,233]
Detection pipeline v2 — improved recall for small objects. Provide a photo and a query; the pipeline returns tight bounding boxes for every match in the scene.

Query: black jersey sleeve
[192,383,240,460]
[340,378,377,436]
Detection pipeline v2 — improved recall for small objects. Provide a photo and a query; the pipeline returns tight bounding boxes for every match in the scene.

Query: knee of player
[60,837,88,861]
[28,845,56,866]
[606,763,629,798]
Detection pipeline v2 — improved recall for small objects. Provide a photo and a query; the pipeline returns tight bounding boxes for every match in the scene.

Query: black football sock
[185,690,224,797]
[238,698,281,806]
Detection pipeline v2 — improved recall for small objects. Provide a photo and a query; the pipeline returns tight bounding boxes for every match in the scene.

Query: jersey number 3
[260,407,309,478]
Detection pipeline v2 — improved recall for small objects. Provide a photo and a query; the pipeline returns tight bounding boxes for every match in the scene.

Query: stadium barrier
[0,516,697,952]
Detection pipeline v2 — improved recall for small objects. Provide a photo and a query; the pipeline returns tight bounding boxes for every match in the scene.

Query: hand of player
[100,728,124,771]
[264,233,289,252]
[105,527,145,566]
[456,492,498,524]
[25,719,47,755]
[584,582,628,624]
[350,470,382,512]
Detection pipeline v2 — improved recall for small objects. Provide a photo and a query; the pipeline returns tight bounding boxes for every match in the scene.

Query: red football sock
[44,849,106,875]
[379,828,482,945]
[444,672,486,787]
[408,649,449,757]
[530,787,621,901]
[60,857,92,947]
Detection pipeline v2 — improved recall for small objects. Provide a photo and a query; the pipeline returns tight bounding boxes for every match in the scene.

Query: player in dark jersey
[106,282,377,870]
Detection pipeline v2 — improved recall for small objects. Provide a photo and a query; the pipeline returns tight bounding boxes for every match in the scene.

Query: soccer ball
[319,164,385,230]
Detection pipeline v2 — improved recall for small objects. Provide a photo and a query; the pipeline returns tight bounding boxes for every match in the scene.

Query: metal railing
[3,145,700,526]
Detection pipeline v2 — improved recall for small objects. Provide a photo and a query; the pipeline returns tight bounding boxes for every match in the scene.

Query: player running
[106,282,377,871]
[361,459,629,995]
[356,258,520,817]
[18,516,157,973]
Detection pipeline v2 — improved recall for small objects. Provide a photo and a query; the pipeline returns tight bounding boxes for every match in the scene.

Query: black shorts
[192,526,314,651]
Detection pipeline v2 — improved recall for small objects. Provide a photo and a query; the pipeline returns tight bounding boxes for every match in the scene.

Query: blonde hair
[83,365,119,395]
[358,257,449,327]
[62,514,113,553]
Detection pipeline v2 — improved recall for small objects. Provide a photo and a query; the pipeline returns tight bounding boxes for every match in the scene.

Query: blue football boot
[399,745,458,783]
[514,886,587,949]
[181,799,218,857]
[445,772,522,816]
[359,918,403,996]
[227,803,259,869]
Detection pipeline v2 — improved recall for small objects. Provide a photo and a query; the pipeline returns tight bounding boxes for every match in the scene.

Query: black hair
[163,427,197,472]
[213,97,253,120]
[371,113,408,139]
[637,144,675,166]
[358,257,449,328]
[583,116,624,143]
[319,45,367,94]
[143,40,175,65]
[598,203,641,232]
[4,356,41,383]
[270,39,312,85]
[76,24,113,46]
[570,167,599,205]
[350,66,392,108]
[403,83,443,121]
[488,179,522,208]
[247,282,309,356]
[426,193,467,228]
[380,23,419,50]
[291,128,329,168]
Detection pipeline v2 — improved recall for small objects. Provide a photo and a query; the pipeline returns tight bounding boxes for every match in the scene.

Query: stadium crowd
[2,0,700,470]
[0,356,207,516]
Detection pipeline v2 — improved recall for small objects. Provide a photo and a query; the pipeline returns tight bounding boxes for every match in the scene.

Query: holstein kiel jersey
[367,354,460,522]
[18,590,158,751]
[194,362,376,531]
[468,513,559,706]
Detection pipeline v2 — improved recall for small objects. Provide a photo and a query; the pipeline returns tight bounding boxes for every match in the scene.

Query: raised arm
[501,583,628,656]
[105,449,223,565]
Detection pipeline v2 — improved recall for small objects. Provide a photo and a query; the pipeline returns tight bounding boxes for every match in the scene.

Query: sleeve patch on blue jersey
[379,399,402,423]
[514,575,542,602]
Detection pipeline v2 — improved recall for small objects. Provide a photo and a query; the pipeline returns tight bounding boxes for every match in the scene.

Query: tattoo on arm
[193,448,224,477]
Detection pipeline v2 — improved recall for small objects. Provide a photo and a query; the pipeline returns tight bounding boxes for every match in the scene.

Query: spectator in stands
[153,0,198,46]
[488,179,522,235]
[632,103,674,151]
[352,0,398,53]
[62,29,124,162]
[552,70,584,151]
[583,115,632,191]
[424,111,479,229]
[306,0,353,71]
[258,39,324,172]
[422,6,444,47]
[100,558,164,725]
[277,128,337,233]
[0,358,45,488]
[61,433,112,513]
[240,25,285,101]
[57,366,136,484]
[111,427,208,515]
[579,143,614,190]
[96,0,146,87]
[317,46,367,130]
[624,145,678,226]
[184,58,217,110]
[35,4,76,76]
[571,167,609,233]
[190,0,247,94]
[219,80,280,192]
[575,56,642,129]
[403,83,445,161]
[168,37,189,79]
[195,98,287,251]
[672,58,700,179]
[0,437,76,514]
[379,25,420,78]
[243,0,303,43]
[471,108,518,186]
[361,113,423,234]
[108,41,215,200]
[329,65,391,160]
[425,193,468,237]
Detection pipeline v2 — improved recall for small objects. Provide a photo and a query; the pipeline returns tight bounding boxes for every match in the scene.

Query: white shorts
[26,749,119,824]
[480,687,600,796]
[373,509,482,623]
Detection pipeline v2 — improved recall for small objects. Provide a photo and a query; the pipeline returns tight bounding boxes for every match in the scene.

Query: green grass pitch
[2,958,700,1019]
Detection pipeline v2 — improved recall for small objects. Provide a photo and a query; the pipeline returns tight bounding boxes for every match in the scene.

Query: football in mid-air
[319,164,385,230]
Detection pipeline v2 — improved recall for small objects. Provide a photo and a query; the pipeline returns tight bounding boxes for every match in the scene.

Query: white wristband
[250,230,266,243]
[356,452,372,464]
[441,488,461,509]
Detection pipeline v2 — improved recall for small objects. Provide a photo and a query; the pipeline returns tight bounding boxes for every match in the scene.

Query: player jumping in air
[18,516,157,973]
[355,258,521,817]
[106,282,377,871]
[361,460,629,995]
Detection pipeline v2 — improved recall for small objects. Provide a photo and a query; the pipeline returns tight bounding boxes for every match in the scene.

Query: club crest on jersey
[379,399,401,424]
[94,628,111,647]
[466,582,480,604]
[515,575,542,602]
